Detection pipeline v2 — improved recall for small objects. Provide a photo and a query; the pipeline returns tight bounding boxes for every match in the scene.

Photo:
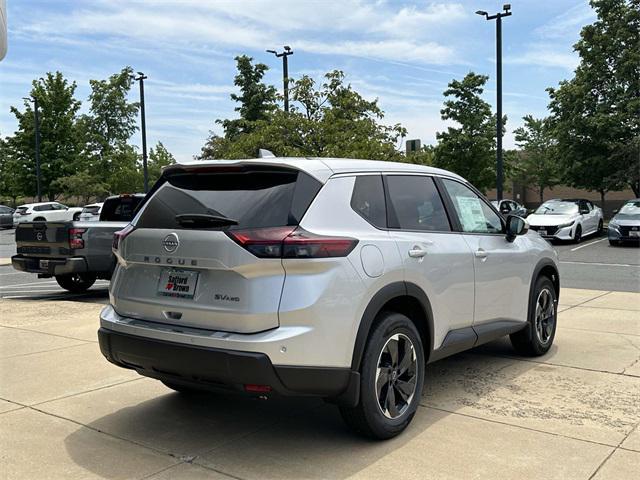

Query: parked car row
[7,157,638,440]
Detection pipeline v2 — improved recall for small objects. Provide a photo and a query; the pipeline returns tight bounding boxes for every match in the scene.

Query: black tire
[33,217,46,222]
[73,212,81,221]
[339,312,425,440]
[55,272,97,293]
[597,220,603,235]
[609,239,619,246]
[573,225,582,243]
[510,276,557,356]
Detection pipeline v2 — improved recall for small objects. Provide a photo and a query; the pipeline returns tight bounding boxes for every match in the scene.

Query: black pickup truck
[12,194,144,292]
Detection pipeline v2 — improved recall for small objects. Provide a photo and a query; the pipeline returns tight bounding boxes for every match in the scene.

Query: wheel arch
[350,281,434,371]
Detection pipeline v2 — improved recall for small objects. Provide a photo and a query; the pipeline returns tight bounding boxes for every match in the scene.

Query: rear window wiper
[175,213,239,228]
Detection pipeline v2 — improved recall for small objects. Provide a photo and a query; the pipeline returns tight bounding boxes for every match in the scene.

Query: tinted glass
[34,204,53,211]
[351,175,386,228]
[100,196,144,222]
[136,169,321,230]
[52,203,66,210]
[386,175,450,231]
[441,179,503,234]
[535,201,578,215]
[82,206,101,215]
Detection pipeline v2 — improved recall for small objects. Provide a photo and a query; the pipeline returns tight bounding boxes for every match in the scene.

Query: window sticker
[456,196,487,232]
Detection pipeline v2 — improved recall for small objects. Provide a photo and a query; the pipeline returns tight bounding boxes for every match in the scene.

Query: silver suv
[99,158,560,439]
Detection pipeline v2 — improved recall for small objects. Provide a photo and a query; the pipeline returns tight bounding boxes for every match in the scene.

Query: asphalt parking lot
[0,226,639,479]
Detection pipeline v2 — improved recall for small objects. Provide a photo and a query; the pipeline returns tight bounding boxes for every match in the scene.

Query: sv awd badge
[215,293,240,302]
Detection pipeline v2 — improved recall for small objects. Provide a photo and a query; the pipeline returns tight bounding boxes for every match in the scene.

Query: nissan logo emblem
[36,232,43,241]
[162,233,180,253]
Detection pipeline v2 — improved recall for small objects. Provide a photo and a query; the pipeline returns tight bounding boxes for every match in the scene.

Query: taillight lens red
[112,224,135,251]
[226,227,358,259]
[69,228,86,249]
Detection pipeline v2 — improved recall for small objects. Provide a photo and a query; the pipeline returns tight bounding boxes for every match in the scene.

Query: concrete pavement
[0,288,639,479]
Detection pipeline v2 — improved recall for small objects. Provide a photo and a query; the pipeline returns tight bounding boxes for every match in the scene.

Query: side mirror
[506,215,528,242]
[612,209,619,214]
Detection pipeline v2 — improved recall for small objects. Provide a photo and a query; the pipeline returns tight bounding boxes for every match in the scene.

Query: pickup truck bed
[11,194,144,292]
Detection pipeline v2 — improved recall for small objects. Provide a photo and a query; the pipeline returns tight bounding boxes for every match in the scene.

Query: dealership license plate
[157,269,199,298]
[630,231,640,238]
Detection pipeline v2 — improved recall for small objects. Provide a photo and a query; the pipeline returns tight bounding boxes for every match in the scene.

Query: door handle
[475,248,488,259]
[408,247,427,258]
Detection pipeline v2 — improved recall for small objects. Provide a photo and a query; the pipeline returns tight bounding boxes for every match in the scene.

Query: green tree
[201,69,406,161]
[147,141,176,185]
[218,55,278,140]
[433,73,503,192]
[513,116,560,202]
[0,136,24,206]
[547,0,640,203]
[7,72,82,200]
[51,170,109,205]
[78,67,141,193]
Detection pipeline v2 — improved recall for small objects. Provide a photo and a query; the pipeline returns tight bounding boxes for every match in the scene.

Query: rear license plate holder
[157,269,199,299]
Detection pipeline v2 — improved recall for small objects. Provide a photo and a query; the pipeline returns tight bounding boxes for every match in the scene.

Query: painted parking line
[569,237,607,251]
[559,261,640,268]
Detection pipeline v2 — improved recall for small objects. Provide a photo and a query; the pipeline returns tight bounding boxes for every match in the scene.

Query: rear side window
[136,169,322,230]
[100,197,143,221]
[351,175,386,228]
[385,175,451,231]
[34,204,53,211]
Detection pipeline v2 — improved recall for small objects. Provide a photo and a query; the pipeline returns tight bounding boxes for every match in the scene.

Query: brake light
[113,224,135,251]
[226,227,358,259]
[244,384,272,393]
[69,228,86,249]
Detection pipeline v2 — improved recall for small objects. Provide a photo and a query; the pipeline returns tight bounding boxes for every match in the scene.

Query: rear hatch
[110,165,322,333]
[15,221,72,257]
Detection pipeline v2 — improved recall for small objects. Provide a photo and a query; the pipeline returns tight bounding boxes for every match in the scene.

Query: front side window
[351,175,386,228]
[441,179,503,234]
[385,175,450,231]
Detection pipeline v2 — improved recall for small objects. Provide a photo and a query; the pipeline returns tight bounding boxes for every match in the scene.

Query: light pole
[131,72,149,193]
[477,4,512,201]
[23,96,42,202]
[266,46,294,112]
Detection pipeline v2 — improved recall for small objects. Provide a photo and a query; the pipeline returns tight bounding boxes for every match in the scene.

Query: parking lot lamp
[266,46,294,112]
[131,72,149,193]
[22,96,41,202]
[476,4,512,201]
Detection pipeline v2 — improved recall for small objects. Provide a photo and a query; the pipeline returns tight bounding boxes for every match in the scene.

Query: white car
[13,202,84,224]
[527,199,603,243]
[79,202,104,222]
[99,156,559,439]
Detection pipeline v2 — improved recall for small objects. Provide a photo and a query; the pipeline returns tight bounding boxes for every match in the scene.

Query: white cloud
[534,2,595,39]
[506,44,579,71]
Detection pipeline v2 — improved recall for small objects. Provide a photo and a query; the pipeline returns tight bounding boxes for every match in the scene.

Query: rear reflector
[244,384,272,393]
[226,227,358,259]
[69,228,86,249]
[112,224,135,250]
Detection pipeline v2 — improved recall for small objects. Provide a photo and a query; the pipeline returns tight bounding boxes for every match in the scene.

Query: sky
[0,0,595,162]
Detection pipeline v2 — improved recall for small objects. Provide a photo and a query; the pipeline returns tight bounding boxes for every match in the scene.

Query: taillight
[69,228,86,249]
[226,227,358,259]
[113,224,135,251]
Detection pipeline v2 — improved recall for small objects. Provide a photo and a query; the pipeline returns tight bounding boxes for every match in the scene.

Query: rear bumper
[98,327,359,403]
[11,255,88,276]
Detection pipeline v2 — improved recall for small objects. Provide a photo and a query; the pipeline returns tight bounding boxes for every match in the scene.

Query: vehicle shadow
[3,287,109,304]
[63,344,539,479]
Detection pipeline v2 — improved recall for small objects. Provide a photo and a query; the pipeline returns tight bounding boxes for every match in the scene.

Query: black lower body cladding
[98,328,358,401]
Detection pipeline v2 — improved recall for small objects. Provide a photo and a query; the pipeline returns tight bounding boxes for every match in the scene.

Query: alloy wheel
[375,333,418,419]
[534,288,555,345]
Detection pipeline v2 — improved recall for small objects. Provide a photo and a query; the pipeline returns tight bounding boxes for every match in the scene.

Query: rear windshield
[16,207,28,214]
[136,168,322,230]
[100,197,143,222]
[82,206,101,215]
